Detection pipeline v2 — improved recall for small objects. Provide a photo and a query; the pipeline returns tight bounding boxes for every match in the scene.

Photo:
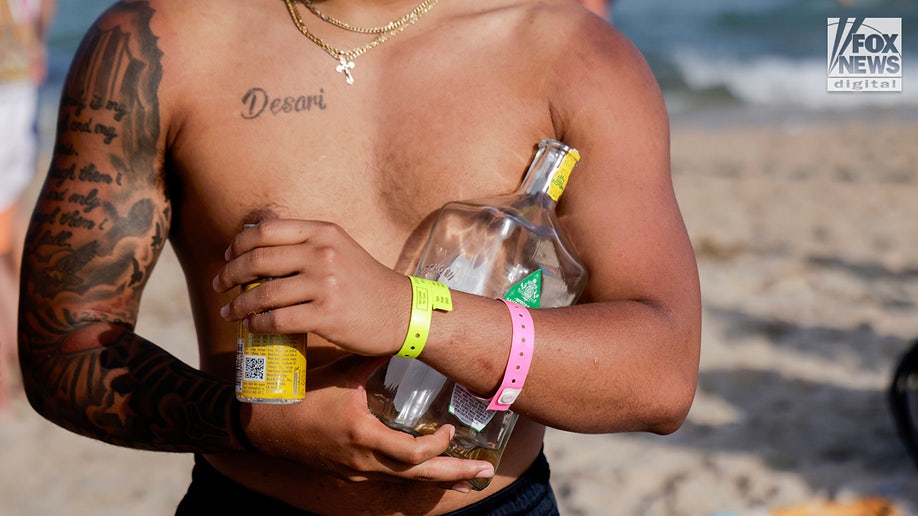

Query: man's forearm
[19,320,247,453]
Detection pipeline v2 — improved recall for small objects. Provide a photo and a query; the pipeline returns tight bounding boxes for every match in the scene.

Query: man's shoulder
[93,0,256,36]
[493,1,631,58]
[481,1,643,85]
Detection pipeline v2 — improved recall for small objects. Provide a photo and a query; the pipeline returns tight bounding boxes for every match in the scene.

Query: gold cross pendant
[336,57,355,85]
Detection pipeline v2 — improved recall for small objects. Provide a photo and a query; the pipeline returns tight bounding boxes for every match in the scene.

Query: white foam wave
[670,49,918,111]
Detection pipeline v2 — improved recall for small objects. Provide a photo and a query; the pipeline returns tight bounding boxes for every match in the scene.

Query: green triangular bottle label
[502,269,542,308]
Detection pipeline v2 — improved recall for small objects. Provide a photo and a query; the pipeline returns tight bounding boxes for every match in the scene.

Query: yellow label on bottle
[547,149,581,202]
[237,330,307,401]
[235,279,307,403]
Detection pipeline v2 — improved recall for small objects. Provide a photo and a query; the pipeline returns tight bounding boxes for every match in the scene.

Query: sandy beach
[2,114,917,515]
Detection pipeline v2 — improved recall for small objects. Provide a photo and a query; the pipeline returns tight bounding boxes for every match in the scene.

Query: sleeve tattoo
[18,2,242,453]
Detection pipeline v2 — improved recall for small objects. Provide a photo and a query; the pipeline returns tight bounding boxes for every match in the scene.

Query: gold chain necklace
[302,0,435,35]
[283,0,441,85]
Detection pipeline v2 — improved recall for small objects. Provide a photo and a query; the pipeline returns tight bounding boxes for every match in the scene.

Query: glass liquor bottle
[366,139,588,490]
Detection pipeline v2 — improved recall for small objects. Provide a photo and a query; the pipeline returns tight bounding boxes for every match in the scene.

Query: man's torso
[148,0,587,511]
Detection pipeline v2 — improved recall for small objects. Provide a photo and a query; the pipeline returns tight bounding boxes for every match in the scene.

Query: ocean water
[43,0,112,87]
[37,0,113,144]
[612,0,918,119]
[40,0,918,129]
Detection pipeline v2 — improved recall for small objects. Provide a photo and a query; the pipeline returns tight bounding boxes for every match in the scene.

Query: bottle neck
[519,140,580,206]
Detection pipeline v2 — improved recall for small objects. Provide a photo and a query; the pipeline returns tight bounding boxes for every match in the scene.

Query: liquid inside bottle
[366,139,588,490]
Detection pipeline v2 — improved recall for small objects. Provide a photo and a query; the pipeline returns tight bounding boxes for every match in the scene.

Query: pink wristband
[488,300,535,411]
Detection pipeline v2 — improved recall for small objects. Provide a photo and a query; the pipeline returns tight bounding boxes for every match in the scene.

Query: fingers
[375,420,455,465]
[213,221,339,294]
[378,454,496,487]
[216,259,356,334]
[323,357,497,484]
[226,219,343,261]
[226,219,306,260]
[367,422,495,482]
[219,274,320,321]
[212,219,410,353]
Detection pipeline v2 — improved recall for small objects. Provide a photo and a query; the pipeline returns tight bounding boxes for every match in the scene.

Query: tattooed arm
[17,2,248,453]
[16,4,493,487]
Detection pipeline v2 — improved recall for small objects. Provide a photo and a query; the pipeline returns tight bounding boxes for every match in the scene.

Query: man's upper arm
[13,4,246,452]
[554,22,699,313]
[21,1,170,347]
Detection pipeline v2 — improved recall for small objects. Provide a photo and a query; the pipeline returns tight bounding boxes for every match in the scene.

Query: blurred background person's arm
[0,0,56,408]
[576,0,611,20]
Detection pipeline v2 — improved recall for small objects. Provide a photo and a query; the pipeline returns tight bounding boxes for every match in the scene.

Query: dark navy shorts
[176,450,559,516]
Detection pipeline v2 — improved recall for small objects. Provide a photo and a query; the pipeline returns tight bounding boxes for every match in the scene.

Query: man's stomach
[203,415,546,514]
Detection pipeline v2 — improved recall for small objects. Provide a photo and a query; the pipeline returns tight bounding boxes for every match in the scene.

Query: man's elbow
[647,309,700,435]
[17,349,59,423]
[17,321,115,428]
[644,377,697,435]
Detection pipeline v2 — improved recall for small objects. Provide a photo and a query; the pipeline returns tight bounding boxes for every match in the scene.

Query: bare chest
[170,101,543,268]
[162,18,555,265]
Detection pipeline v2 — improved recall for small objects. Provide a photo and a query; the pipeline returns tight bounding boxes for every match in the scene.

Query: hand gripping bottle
[366,139,588,490]
[235,225,308,404]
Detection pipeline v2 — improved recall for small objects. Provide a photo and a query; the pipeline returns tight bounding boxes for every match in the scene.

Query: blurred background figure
[0,0,55,409]
[577,0,612,20]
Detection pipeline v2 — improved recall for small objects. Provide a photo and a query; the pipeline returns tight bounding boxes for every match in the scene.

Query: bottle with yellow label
[235,226,307,404]
[366,139,588,489]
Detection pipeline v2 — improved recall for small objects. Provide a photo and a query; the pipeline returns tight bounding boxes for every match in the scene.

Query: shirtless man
[18,0,701,514]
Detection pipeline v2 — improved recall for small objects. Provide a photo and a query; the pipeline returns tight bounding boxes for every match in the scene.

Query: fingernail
[224,246,232,261]
[220,305,230,319]
[476,467,494,479]
[212,275,220,291]
[451,482,471,494]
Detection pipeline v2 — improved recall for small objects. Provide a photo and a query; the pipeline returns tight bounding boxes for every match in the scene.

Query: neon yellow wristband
[395,277,453,359]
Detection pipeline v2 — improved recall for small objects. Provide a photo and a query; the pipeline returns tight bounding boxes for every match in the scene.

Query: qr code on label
[243,356,266,381]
